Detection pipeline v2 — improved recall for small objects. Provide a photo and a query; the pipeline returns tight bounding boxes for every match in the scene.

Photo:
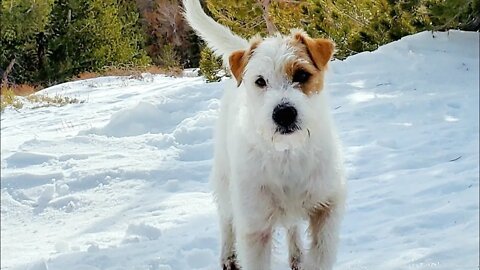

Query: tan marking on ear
[229,50,246,85]
[309,201,332,248]
[286,34,332,96]
[293,33,335,68]
[228,40,261,87]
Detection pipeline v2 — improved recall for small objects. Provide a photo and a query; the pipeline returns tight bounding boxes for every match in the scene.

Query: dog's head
[230,30,335,151]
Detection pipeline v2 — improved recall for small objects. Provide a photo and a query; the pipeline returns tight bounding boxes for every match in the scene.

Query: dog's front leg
[305,201,343,270]
[236,226,273,270]
[232,182,276,270]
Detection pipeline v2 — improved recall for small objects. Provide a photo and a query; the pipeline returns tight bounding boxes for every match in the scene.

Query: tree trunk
[1,58,16,90]
[259,0,277,35]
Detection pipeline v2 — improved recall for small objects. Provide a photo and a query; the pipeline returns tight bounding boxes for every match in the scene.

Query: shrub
[199,47,223,83]
[157,44,181,69]
[1,0,151,85]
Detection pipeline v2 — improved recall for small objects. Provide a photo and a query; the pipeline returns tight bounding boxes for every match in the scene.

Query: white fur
[183,1,346,269]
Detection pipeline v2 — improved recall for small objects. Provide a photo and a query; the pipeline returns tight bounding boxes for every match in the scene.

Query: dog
[183,1,346,269]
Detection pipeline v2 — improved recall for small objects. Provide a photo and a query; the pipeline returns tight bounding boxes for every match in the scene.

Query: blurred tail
[182,0,248,64]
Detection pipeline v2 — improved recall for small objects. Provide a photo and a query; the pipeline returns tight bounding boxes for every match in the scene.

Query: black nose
[272,103,297,129]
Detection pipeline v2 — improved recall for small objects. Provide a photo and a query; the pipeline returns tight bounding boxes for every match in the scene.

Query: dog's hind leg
[213,171,239,269]
[287,225,303,270]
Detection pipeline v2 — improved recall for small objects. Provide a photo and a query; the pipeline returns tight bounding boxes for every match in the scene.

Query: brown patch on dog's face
[286,32,335,95]
[229,40,261,86]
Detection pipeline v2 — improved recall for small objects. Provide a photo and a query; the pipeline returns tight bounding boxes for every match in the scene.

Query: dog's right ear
[229,50,246,86]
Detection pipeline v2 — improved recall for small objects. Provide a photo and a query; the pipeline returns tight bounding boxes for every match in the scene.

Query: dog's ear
[229,50,247,86]
[294,33,334,68]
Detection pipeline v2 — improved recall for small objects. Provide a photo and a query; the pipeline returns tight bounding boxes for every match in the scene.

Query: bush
[157,44,181,69]
[199,47,223,83]
[204,0,480,59]
[0,0,150,85]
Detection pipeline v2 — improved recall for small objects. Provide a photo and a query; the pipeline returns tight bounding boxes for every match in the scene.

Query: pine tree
[199,46,222,83]
[46,0,150,83]
[1,0,55,83]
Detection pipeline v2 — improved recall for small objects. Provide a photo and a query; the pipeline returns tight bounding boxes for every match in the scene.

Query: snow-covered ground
[1,30,479,270]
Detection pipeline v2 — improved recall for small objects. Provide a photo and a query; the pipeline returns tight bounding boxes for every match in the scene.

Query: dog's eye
[255,77,267,88]
[292,70,311,84]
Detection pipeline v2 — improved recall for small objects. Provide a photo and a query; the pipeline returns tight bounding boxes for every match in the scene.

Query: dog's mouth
[275,124,300,135]
[271,126,310,151]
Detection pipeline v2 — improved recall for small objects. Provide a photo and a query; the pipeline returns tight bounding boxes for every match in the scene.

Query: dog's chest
[260,150,322,220]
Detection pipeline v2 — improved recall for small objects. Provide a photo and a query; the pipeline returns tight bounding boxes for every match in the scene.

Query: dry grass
[76,72,100,80]
[26,93,84,109]
[0,84,39,96]
[1,87,23,111]
[74,65,182,81]
[13,84,38,96]
[1,85,83,112]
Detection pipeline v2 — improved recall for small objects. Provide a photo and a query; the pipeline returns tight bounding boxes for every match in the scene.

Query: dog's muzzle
[272,103,299,134]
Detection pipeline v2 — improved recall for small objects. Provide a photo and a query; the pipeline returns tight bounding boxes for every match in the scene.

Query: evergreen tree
[46,0,150,83]
[0,0,55,83]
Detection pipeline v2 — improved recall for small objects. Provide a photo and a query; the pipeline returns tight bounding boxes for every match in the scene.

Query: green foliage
[199,47,222,83]
[205,0,479,59]
[1,0,478,85]
[205,0,264,37]
[204,0,307,37]
[1,0,150,85]
[304,0,423,58]
[46,0,150,83]
[157,44,181,68]
[0,0,55,83]
[426,0,480,31]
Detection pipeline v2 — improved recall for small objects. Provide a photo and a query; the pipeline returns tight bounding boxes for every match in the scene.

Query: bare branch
[258,0,278,35]
[1,58,16,89]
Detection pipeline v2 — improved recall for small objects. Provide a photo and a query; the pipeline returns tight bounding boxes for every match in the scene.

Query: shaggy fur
[183,1,346,269]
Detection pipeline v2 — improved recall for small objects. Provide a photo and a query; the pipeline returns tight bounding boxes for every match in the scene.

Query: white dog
[183,1,346,269]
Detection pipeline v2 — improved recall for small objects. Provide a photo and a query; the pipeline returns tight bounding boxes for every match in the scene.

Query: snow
[1,30,479,270]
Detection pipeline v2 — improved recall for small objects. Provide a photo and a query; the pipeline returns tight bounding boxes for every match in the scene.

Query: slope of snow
[1,30,479,270]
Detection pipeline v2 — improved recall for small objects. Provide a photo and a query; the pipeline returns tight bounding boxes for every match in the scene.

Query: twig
[449,156,462,162]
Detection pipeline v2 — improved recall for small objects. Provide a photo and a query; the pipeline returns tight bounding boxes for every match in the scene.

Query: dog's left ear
[229,50,247,86]
[294,33,335,68]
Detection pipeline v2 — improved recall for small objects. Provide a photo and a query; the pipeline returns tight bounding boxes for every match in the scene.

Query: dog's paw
[290,255,302,270]
[222,254,240,270]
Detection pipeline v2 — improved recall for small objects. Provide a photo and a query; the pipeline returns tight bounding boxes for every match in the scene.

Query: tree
[139,0,201,68]
[0,0,55,83]
[427,0,480,31]
[46,0,150,83]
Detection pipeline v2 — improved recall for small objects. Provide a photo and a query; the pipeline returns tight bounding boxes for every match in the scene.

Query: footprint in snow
[124,223,162,242]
